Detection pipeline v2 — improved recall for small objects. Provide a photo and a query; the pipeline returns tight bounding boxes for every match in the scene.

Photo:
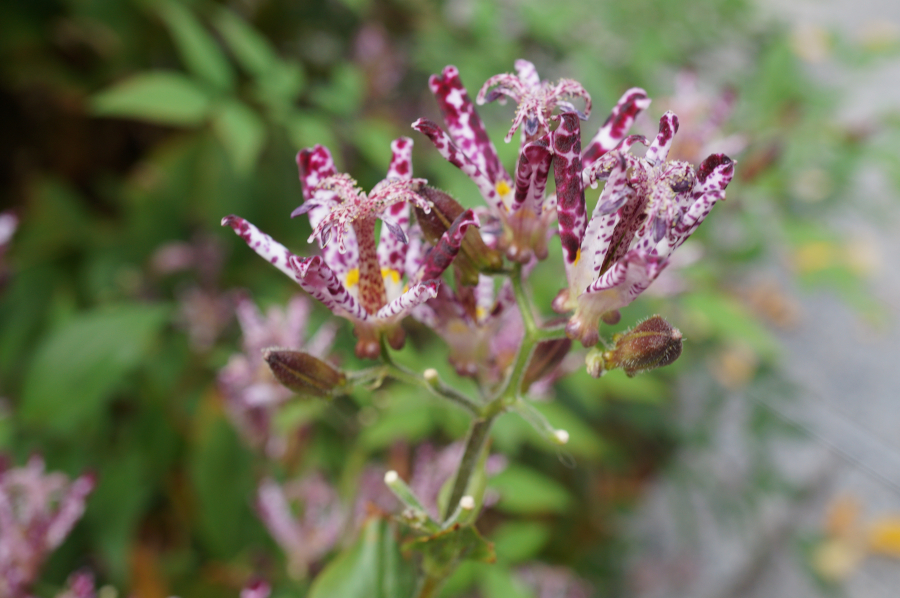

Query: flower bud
[604,315,683,377]
[585,346,606,378]
[522,335,572,391]
[415,186,503,284]
[263,348,345,398]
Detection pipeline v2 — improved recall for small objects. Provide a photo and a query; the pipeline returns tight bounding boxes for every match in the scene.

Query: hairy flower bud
[415,186,503,284]
[263,348,345,398]
[604,315,683,377]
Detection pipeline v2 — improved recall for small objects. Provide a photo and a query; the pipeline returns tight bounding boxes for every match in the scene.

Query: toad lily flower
[415,62,574,263]
[222,138,479,359]
[552,111,735,347]
[477,59,591,143]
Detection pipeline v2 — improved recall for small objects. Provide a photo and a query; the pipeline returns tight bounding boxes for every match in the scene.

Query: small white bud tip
[384,470,399,484]
[554,429,570,445]
[423,368,439,382]
[460,495,476,510]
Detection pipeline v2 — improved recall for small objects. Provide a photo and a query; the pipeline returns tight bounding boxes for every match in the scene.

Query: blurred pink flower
[218,295,337,458]
[517,563,592,598]
[0,456,95,598]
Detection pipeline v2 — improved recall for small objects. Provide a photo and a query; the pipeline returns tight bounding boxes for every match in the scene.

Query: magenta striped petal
[412,118,505,212]
[428,65,508,186]
[415,209,479,283]
[552,113,587,280]
[375,280,440,322]
[512,135,552,213]
[582,88,651,167]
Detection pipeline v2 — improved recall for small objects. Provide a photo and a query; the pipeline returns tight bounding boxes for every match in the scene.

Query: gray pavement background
[626,2,900,597]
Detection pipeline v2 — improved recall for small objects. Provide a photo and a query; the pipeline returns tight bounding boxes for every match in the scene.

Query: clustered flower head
[553,111,734,346]
[222,59,734,375]
[223,138,479,359]
[0,456,95,598]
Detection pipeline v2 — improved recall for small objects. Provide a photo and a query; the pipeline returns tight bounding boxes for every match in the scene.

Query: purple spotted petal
[673,154,735,244]
[375,280,440,322]
[296,147,359,282]
[223,215,367,321]
[644,112,680,166]
[576,155,630,292]
[378,138,415,274]
[428,66,509,186]
[222,215,302,279]
[296,145,337,201]
[583,88,651,167]
[415,209,479,283]
[288,254,369,322]
[412,118,505,212]
[552,113,587,279]
[583,250,665,307]
[386,136,413,181]
[514,59,540,88]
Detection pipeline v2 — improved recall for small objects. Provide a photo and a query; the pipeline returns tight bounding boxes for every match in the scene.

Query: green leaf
[479,565,534,598]
[213,8,278,77]
[308,517,415,598]
[286,111,339,153]
[91,72,211,126]
[211,100,266,173]
[488,464,571,515]
[358,393,435,449]
[406,523,496,580]
[491,521,551,564]
[158,1,234,91]
[681,291,781,361]
[19,304,170,434]
[190,417,256,557]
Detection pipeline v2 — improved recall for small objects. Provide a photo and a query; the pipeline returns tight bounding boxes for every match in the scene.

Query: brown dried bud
[415,186,503,285]
[604,315,683,377]
[263,348,345,397]
[522,335,572,391]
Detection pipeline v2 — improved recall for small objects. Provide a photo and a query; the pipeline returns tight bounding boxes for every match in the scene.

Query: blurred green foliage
[0,0,893,596]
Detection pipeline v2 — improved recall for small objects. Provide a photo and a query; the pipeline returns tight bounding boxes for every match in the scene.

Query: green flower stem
[533,323,569,341]
[413,573,443,598]
[441,415,495,522]
[510,262,537,335]
[377,335,481,415]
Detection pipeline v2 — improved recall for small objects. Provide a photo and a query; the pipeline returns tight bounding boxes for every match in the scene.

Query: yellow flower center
[345,268,360,288]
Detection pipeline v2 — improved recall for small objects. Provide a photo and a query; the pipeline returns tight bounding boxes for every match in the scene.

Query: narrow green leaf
[491,521,551,564]
[479,566,534,598]
[308,517,415,598]
[91,72,211,126]
[212,8,278,76]
[19,304,170,433]
[158,1,234,90]
[488,465,571,515]
[211,100,267,173]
